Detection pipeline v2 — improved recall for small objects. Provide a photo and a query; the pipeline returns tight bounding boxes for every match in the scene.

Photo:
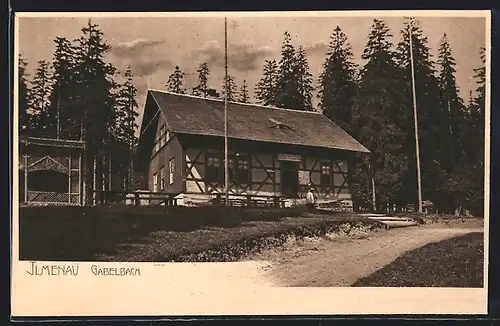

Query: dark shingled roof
[145,89,370,153]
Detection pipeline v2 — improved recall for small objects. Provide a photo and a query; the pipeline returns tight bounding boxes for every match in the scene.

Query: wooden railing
[91,191,288,208]
[23,191,81,206]
[92,190,180,207]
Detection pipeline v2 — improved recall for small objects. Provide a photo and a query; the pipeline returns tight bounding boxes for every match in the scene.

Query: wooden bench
[215,194,286,208]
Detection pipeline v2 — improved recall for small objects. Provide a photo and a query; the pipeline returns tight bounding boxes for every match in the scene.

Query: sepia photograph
[11,10,490,317]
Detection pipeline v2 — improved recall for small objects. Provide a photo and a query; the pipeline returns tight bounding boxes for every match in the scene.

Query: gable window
[207,154,221,182]
[159,124,166,147]
[169,159,175,185]
[160,166,165,190]
[320,163,332,187]
[153,172,158,192]
[153,139,160,155]
[152,124,170,157]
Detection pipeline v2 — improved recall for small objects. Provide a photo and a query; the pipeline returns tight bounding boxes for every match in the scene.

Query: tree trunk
[370,166,376,212]
[108,152,112,191]
[92,155,97,205]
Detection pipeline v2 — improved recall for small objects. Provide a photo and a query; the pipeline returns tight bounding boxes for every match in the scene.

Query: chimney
[206,88,220,98]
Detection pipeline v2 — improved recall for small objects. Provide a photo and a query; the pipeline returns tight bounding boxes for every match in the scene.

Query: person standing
[305,187,316,211]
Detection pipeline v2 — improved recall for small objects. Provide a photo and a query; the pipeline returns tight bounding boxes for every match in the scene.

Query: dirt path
[246,220,484,287]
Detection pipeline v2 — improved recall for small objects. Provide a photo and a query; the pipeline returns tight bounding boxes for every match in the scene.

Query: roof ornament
[268,118,293,130]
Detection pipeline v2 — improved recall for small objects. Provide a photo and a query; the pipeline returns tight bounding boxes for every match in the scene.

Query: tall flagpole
[224,17,229,207]
[409,17,423,214]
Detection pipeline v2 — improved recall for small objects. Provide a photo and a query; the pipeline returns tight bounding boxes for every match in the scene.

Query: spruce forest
[18,18,485,215]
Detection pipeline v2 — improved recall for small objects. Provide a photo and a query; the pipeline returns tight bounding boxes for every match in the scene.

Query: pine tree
[115,66,139,146]
[467,90,474,109]
[351,19,409,211]
[442,83,484,216]
[254,59,278,106]
[437,34,466,170]
[239,79,250,103]
[115,66,139,190]
[73,20,118,148]
[395,17,444,211]
[464,47,486,165]
[473,46,486,144]
[49,37,78,139]
[294,46,314,111]
[192,62,210,97]
[18,55,31,136]
[318,25,358,131]
[275,31,302,110]
[29,60,53,137]
[221,74,237,102]
[167,66,186,94]
[451,46,486,216]
[72,20,119,202]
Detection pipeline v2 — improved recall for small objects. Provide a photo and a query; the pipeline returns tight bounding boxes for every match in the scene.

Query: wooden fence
[92,190,180,207]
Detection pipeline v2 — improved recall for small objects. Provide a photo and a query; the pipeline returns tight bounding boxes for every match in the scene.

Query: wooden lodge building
[135,90,370,207]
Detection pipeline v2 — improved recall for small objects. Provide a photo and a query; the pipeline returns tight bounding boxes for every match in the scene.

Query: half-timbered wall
[184,148,275,196]
[182,146,351,200]
[303,157,350,200]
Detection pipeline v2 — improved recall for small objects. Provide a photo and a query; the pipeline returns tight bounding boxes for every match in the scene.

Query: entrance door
[280,161,299,198]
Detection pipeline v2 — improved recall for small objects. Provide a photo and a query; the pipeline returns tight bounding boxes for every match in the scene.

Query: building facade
[136,90,370,206]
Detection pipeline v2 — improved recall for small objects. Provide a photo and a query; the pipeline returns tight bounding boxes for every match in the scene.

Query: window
[153,140,160,155]
[159,125,166,147]
[206,153,249,184]
[320,163,332,187]
[207,155,221,182]
[236,157,250,184]
[228,158,235,182]
[152,124,170,157]
[169,159,175,185]
[153,172,158,192]
[160,166,165,190]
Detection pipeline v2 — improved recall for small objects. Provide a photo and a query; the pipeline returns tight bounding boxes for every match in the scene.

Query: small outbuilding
[19,136,85,206]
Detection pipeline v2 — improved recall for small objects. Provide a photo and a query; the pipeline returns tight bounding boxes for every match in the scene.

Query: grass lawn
[19,205,382,262]
[352,232,484,288]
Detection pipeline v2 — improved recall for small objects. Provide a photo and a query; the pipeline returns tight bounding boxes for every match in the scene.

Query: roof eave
[174,131,371,154]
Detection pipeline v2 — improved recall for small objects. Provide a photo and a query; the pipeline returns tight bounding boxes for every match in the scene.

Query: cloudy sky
[17,13,487,128]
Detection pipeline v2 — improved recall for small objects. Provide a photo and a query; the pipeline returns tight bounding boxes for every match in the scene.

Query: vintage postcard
[11,10,490,318]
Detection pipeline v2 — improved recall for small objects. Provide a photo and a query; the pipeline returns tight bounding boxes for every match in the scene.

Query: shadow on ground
[19,205,356,261]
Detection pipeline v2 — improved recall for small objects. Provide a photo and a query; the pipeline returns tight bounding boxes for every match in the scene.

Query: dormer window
[268,118,293,130]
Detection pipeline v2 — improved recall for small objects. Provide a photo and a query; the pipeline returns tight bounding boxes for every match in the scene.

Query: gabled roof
[141,89,370,153]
